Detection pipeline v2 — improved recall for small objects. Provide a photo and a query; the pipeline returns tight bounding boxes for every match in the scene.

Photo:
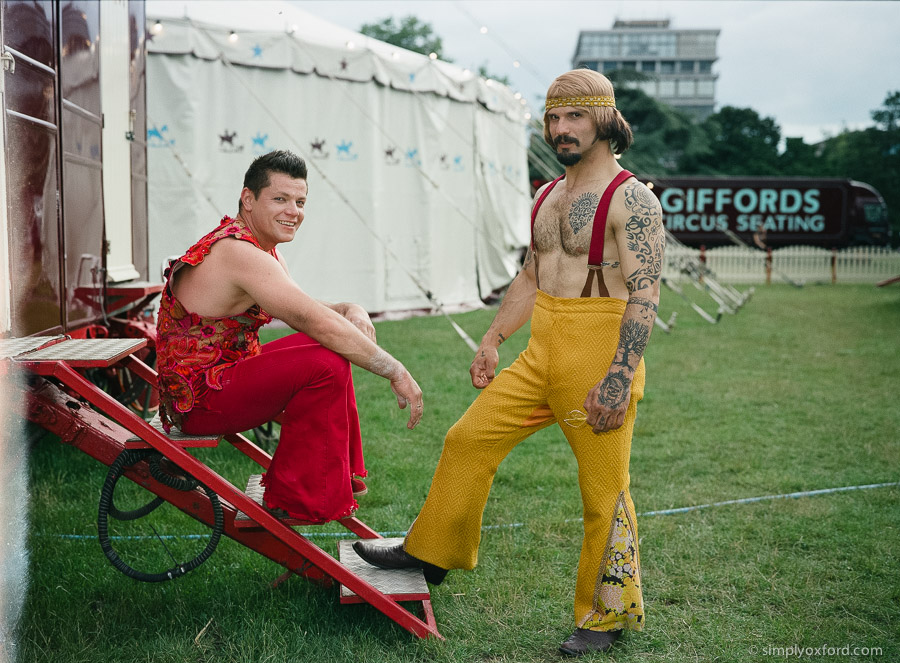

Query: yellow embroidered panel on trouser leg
[578,491,644,631]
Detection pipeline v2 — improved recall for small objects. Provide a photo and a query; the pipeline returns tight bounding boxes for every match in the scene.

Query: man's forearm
[319,301,352,316]
[366,345,405,380]
[480,257,538,348]
[609,295,658,379]
[592,295,657,412]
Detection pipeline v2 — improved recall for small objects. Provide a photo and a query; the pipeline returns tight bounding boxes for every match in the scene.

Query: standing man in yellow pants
[355,69,664,657]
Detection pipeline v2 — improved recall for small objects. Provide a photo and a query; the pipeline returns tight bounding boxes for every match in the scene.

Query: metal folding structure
[4,335,441,640]
[662,229,754,325]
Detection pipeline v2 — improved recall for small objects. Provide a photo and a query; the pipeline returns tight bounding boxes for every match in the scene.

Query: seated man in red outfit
[156,150,423,523]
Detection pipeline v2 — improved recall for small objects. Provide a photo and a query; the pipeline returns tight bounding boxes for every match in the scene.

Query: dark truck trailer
[641,176,891,248]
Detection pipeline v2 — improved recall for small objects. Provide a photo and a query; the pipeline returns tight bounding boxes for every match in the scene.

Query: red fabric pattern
[156,216,273,431]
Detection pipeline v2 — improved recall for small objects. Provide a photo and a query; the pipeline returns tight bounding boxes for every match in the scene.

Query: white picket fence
[664,245,900,285]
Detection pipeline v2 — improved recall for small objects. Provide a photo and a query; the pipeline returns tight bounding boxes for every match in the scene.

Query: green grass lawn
[18,283,900,662]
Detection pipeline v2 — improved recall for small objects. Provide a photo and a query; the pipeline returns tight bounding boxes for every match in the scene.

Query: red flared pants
[180,332,365,523]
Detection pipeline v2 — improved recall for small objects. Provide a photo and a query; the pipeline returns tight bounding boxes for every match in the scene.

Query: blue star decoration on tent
[252,44,263,58]
[337,140,358,161]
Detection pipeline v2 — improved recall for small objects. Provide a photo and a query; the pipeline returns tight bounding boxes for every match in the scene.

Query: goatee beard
[556,152,582,166]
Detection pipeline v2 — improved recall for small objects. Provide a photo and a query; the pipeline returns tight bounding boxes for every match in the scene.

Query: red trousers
[180,332,365,523]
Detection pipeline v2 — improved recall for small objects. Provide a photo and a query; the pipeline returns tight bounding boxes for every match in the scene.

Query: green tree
[871,90,900,131]
[698,106,782,175]
[603,73,709,176]
[779,137,820,175]
[359,16,447,60]
[817,92,900,244]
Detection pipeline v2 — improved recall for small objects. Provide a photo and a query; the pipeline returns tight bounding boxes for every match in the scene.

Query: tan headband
[544,95,616,110]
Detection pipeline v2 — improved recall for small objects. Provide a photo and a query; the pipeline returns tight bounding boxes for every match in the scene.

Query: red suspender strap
[530,175,565,250]
[587,169,634,267]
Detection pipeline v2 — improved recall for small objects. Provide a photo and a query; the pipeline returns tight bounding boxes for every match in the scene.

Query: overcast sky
[291,0,900,144]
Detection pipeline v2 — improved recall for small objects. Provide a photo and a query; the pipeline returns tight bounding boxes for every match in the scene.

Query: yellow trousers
[406,290,645,632]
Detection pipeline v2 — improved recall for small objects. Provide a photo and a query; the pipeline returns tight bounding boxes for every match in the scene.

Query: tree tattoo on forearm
[616,319,650,367]
[623,183,664,291]
[569,192,599,235]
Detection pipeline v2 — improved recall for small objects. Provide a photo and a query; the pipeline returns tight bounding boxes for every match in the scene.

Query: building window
[659,80,676,97]
[621,61,637,70]
[679,60,695,73]
[698,60,714,74]
[602,61,618,73]
[697,80,715,97]
[677,79,696,97]
[660,60,675,74]
[641,61,656,73]
[583,34,620,58]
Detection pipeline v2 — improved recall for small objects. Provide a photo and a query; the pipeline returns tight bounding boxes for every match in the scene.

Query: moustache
[554,136,580,147]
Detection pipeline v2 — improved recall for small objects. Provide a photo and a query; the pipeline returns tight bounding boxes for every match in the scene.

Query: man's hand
[470,345,500,389]
[390,369,424,429]
[584,370,632,434]
[341,303,376,342]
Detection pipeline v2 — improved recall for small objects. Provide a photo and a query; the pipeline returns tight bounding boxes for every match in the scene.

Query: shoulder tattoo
[623,182,664,291]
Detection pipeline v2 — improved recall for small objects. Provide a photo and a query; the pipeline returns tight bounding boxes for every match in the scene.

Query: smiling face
[546,106,602,166]
[239,172,308,250]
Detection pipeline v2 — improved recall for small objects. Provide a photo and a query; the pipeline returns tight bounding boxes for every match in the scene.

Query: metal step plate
[338,538,430,603]
[0,336,66,359]
[20,338,147,367]
[234,474,312,528]
[125,413,221,448]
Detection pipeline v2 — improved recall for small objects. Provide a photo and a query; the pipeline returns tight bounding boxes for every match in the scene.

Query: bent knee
[315,348,351,381]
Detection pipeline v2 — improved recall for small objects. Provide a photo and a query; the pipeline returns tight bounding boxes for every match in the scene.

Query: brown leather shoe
[351,540,448,585]
[558,628,621,657]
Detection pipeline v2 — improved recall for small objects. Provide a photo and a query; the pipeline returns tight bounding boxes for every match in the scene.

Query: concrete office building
[572,19,719,120]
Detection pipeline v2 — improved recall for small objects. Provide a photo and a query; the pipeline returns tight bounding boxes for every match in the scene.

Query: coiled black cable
[98,449,224,582]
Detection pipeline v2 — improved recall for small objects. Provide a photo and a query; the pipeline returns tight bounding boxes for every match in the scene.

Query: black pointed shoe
[558,628,621,657]
[351,540,448,585]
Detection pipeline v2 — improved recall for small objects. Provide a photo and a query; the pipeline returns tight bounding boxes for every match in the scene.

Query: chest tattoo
[568,192,599,235]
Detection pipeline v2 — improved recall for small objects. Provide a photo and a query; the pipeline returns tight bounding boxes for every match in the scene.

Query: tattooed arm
[584,179,665,433]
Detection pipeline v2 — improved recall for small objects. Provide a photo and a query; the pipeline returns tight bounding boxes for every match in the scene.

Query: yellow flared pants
[405,290,645,632]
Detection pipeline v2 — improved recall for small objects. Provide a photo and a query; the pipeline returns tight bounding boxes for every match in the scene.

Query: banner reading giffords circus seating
[644,177,890,248]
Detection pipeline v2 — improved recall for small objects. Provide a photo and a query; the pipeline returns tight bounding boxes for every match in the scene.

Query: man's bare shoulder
[195,236,285,294]
[532,180,556,207]
[610,177,662,227]
[206,235,277,265]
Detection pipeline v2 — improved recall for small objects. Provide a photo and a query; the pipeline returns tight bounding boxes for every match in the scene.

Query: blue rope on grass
[37,480,899,542]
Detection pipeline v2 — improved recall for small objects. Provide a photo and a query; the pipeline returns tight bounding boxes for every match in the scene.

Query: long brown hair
[543,69,634,155]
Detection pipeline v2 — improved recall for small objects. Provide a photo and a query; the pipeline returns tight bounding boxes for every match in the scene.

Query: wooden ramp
[7,336,442,640]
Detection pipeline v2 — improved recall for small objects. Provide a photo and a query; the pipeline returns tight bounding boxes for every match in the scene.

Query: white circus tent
[144,1,532,317]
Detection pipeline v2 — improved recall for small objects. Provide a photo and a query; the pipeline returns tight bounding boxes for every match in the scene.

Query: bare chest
[533,189,605,256]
